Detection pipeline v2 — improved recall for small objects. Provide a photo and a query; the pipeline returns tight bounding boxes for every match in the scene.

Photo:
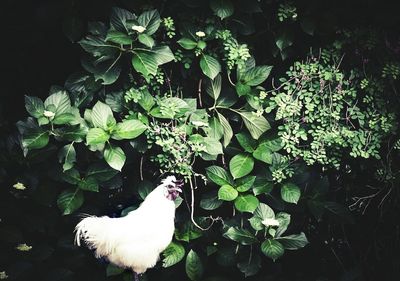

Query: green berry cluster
[382,62,400,80]
[266,57,396,168]
[215,30,251,70]
[277,2,297,22]
[162,17,176,38]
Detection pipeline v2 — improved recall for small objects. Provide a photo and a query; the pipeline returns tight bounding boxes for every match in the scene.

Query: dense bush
[1,1,400,281]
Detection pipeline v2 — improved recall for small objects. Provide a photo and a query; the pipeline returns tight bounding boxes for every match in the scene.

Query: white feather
[74,176,178,274]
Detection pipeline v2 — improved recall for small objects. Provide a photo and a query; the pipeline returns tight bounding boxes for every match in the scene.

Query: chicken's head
[161,176,183,201]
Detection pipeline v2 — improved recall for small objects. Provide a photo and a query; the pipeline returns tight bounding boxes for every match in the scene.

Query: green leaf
[275,212,291,237]
[61,168,81,184]
[207,117,224,141]
[275,31,293,51]
[112,119,147,140]
[241,66,273,86]
[261,239,284,261]
[44,91,71,116]
[178,38,198,50]
[254,203,275,220]
[57,188,84,215]
[276,232,309,250]
[106,30,133,45]
[58,143,76,171]
[218,185,238,201]
[175,221,203,242]
[210,0,234,20]
[137,9,161,35]
[91,101,116,130]
[86,128,110,145]
[132,51,158,78]
[110,7,136,33]
[253,143,273,164]
[138,89,156,111]
[204,137,223,155]
[236,175,256,192]
[106,264,125,277]
[200,55,221,79]
[206,166,234,186]
[234,194,259,213]
[138,33,155,48]
[137,180,153,200]
[237,254,261,277]
[229,153,254,179]
[253,176,273,195]
[223,227,258,245]
[86,162,119,181]
[205,74,222,100]
[52,113,76,125]
[162,242,185,268]
[217,112,233,147]
[186,250,204,281]
[78,177,99,192]
[239,112,270,139]
[152,46,175,65]
[104,144,126,171]
[25,96,44,118]
[235,82,251,97]
[22,128,49,150]
[235,132,256,153]
[200,191,223,210]
[281,183,301,204]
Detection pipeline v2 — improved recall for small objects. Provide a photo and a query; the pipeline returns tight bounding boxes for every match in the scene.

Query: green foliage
[4,1,399,281]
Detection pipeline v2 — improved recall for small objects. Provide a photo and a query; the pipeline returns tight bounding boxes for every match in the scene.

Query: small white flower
[16,243,32,252]
[0,271,8,280]
[261,218,280,227]
[132,25,146,33]
[43,110,55,118]
[195,31,206,37]
[13,182,26,190]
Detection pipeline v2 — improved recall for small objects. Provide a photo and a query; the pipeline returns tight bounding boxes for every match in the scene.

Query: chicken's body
[74,176,182,274]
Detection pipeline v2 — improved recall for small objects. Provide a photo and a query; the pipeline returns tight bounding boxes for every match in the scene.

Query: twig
[140,156,144,181]
[197,79,203,107]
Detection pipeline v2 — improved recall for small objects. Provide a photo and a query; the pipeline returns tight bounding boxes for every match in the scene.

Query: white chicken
[74,176,183,280]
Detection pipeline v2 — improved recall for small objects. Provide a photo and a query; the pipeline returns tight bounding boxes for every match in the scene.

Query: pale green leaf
[229,153,254,179]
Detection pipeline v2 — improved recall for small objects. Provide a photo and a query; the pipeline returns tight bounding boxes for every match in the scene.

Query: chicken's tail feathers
[74,215,116,257]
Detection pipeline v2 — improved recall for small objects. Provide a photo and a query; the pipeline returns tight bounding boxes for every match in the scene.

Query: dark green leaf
[217,112,233,147]
[106,30,133,45]
[137,10,161,35]
[276,232,309,250]
[58,143,76,171]
[110,7,136,33]
[162,242,185,267]
[178,38,198,50]
[223,227,258,245]
[261,239,284,261]
[138,180,153,200]
[44,91,71,116]
[235,132,256,153]
[86,162,119,182]
[57,188,84,215]
[207,117,224,141]
[281,183,301,204]
[106,264,124,277]
[78,177,99,192]
[237,254,261,277]
[241,65,273,86]
[200,55,221,79]
[132,51,158,78]
[239,112,270,139]
[210,0,234,20]
[206,166,234,186]
[275,212,291,237]
[22,128,49,150]
[253,177,273,195]
[235,175,256,192]
[138,33,155,48]
[200,191,223,210]
[52,113,76,125]
[253,143,273,164]
[61,168,81,185]
[186,250,204,281]
[25,96,44,118]
[205,74,222,100]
